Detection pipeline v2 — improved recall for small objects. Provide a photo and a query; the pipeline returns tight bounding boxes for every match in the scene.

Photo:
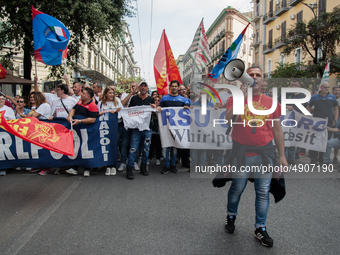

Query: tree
[117,76,144,92]
[0,0,133,96]
[282,6,340,77]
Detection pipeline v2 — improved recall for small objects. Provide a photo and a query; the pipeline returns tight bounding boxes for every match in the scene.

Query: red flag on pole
[154,30,183,95]
[0,111,74,156]
[0,63,7,79]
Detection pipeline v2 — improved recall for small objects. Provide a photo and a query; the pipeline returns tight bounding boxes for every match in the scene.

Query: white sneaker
[84,170,90,177]
[66,168,78,175]
[118,163,126,172]
[147,159,151,165]
[15,167,23,171]
[156,159,161,165]
[0,170,6,176]
[110,167,116,175]
[25,167,32,171]
[134,162,140,171]
[105,167,111,176]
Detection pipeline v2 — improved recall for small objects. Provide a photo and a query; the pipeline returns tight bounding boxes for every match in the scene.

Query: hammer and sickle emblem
[27,123,60,143]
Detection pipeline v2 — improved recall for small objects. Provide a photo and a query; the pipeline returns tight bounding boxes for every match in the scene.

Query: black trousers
[149,134,162,159]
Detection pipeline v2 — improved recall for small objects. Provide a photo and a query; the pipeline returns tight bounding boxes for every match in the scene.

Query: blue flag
[208,23,249,83]
[32,6,70,66]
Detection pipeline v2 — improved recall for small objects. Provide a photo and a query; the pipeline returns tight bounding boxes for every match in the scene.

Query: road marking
[4,180,80,255]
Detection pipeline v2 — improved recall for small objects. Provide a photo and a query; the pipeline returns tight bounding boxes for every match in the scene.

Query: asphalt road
[1,158,340,255]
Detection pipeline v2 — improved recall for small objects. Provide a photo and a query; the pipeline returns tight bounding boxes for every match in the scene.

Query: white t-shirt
[44,92,59,106]
[0,105,15,120]
[52,97,77,118]
[72,94,81,102]
[35,103,52,120]
[94,94,100,103]
[97,98,123,121]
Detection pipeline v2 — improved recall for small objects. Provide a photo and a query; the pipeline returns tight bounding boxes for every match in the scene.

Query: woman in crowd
[15,97,31,118]
[28,92,52,175]
[97,86,123,176]
[148,96,162,166]
[151,91,159,98]
[27,92,36,111]
[0,94,15,176]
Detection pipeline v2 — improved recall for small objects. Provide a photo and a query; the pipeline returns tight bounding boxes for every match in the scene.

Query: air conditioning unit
[275,0,280,5]
[290,14,295,20]
[252,33,256,38]
[18,63,24,76]
[276,24,281,30]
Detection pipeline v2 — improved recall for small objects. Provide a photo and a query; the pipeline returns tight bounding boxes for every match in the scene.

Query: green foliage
[0,0,134,81]
[117,76,143,92]
[282,6,340,77]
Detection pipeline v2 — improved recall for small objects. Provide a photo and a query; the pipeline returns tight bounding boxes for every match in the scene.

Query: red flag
[0,63,7,79]
[0,111,74,156]
[154,30,183,95]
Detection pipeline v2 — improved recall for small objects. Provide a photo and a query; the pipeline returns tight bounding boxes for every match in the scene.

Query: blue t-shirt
[160,95,190,107]
[309,92,338,126]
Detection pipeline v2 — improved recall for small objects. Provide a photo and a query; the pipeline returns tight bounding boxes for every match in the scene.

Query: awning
[78,70,115,86]
[0,71,33,85]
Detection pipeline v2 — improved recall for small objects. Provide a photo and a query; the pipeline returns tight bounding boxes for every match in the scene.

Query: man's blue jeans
[163,147,177,168]
[324,138,340,163]
[118,125,130,164]
[285,147,295,161]
[127,129,152,168]
[227,155,273,228]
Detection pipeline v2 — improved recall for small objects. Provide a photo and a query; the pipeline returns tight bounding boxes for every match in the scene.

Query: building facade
[251,0,338,78]
[205,7,254,84]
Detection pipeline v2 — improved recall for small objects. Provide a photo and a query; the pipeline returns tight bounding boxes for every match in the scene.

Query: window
[319,0,326,15]
[267,59,272,78]
[280,54,285,64]
[295,47,302,69]
[281,21,286,38]
[297,11,303,23]
[88,52,91,68]
[268,29,273,48]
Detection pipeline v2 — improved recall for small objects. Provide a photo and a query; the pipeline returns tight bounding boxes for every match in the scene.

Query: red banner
[0,63,7,79]
[0,111,74,156]
[154,30,183,95]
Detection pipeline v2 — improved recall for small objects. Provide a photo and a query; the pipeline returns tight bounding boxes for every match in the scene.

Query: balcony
[263,11,275,25]
[250,37,262,47]
[274,36,287,48]
[275,0,289,16]
[252,12,262,23]
[263,42,274,54]
[289,0,302,6]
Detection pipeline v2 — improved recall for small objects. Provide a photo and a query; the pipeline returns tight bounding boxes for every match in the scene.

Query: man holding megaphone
[213,60,288,248]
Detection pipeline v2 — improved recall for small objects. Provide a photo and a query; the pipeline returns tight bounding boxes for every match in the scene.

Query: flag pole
[64,59,67,75]
[35,59,37,76]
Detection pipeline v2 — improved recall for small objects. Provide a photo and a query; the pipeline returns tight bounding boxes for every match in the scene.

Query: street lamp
[302,2,318,18]
[114,41,133,84]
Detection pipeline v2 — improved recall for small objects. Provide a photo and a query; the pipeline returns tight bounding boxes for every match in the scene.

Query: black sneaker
[254,227,273,247]
[333,157,339,164]
[126,166,134,180]
[224,215,236,234]
[140,164,149,176]
[171,165,178,174]
[161,166,171,174]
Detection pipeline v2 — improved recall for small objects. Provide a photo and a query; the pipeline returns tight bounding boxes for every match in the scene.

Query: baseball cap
[139,81,148,87]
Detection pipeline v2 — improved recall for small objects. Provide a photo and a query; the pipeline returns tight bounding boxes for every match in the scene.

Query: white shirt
[35,103,52,120]
[219,91,232,105]
[0,105,15,120]
[72,94,81,102]
[94,94,100,103]
[97,98,123,121]
[52,96,77,118]
[44,92,59,106]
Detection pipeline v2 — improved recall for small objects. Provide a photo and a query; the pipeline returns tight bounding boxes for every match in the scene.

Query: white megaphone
[223,58,256,87]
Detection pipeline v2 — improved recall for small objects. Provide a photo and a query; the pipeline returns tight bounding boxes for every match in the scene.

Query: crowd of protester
[1,75,339,178]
